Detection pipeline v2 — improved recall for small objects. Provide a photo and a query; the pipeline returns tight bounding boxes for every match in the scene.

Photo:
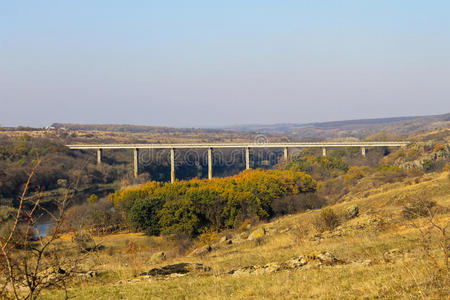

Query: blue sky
[1,1,449,127]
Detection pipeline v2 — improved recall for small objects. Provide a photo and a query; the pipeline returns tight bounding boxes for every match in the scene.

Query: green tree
[128,197,163,235]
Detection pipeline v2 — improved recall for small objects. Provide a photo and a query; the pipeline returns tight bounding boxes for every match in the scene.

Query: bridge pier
[361,147,366,157]
[208,147,213,179]
[97,148,102,165]
[133,148,139,178]
[245,147,250,169]
[170,148,175,183]
[322,147,327,157]
[284,147,288,161]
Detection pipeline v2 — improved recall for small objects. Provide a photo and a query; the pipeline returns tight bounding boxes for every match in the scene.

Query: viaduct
[67,142,409,182]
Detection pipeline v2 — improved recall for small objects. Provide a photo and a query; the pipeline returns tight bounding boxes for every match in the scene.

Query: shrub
[287,155,349,180]
[72,231,96,252]
[343,166,371,184]
[313,208,340,232]
[402,199,437,219]
[87,194,98,203]
[66,198,124,234]
[433,143,445,152]
[128,197,163,235]
[443,164,450,172]
[195,230,219,248]
[237,218,253,232]
[422,159,433,172]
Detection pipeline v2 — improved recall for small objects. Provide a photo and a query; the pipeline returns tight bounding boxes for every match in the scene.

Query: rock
[219,235,233,244]
[383,248,403,262]
[239,232,249,240]
[362,259,373,266]
[219,236,228,243]
[284,256,308,269]
[142,263,211,276]
[346,205,359,219]
[228,251,344,277]
[190,245,212,257]
[229,266,256,276]
[248,228,266,241]
[316,252,339,265]
[86,271,97,278]
[150,251,166,263]
[77,270,97,278]
[57,179,67,188]
[262,262,282,273]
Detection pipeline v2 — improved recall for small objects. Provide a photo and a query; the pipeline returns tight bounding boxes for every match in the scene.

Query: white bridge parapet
[67,141,409,150]
[67,141,410,181]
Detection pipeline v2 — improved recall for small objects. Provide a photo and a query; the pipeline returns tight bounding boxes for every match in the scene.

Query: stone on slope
[248,228,266,241]
[150,251,166,263]
[142,263,211,276]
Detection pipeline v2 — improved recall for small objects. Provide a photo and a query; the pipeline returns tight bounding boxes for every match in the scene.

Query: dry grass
[40,172,450,299]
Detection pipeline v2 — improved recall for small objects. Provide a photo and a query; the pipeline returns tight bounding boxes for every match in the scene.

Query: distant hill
[227,113,450,140]
[51,123,225,134]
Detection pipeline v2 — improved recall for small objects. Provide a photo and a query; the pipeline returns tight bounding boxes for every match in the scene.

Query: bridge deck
[67,142,409,150]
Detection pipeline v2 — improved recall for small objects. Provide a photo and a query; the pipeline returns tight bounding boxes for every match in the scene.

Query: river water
[34,222,54,239]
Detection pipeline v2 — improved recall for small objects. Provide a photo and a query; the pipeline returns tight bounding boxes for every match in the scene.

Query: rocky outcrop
[310,213,388,241]
[141,263,211,277]
[228,251,344,276]
[345,205,359,219]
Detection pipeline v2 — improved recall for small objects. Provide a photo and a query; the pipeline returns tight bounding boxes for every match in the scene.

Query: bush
[422,159,433,172]
[287,155,349,180]
[443,164,450,172]
[195,230,219,248]
[72,231,96,252]
[65,198,124,234]
[313,208,340,232]
[87,194,98,203]
[402,199,437,219]
[128,197,163,235]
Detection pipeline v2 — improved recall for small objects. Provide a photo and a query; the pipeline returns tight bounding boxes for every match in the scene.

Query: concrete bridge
[67,142,409,182]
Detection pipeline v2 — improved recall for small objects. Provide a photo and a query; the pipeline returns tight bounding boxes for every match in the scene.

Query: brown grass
[40,172,450,299]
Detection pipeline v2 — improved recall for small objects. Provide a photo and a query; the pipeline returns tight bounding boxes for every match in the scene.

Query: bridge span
[67,142,409,182]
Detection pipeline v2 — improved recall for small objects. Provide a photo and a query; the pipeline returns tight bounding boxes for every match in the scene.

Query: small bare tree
[0,160,81,299]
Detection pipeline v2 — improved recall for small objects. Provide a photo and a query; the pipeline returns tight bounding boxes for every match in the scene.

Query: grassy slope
[44,172,449,299]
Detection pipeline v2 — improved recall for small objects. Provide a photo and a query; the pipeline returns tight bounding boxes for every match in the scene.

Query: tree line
[112,169,316,237]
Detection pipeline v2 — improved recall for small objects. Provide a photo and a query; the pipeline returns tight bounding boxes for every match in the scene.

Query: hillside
[229,113,450,140]
[1,125,449,299]
[42,171,449,299]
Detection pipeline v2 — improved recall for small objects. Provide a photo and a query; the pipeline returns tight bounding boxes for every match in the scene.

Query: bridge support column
[322,147,327,156]
[245,147,250,170]
[133,148,139,178]
[361,147,366,157]
[208,148,213,179]
[170,148,175,183]
[284,147,288,161]
[97,148,102,165]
